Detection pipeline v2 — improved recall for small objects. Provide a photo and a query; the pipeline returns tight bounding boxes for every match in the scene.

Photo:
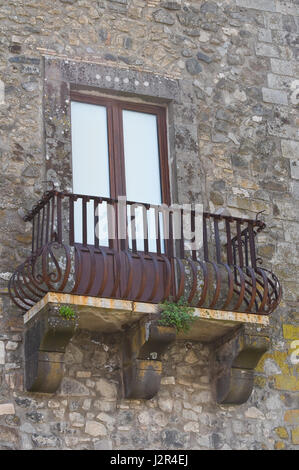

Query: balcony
[9,190,281,315]
[8,190,281,401]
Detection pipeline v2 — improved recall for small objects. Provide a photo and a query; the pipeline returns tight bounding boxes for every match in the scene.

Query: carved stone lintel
[212,324,270,405]
[24,309,77,393]
[122,320,176,399]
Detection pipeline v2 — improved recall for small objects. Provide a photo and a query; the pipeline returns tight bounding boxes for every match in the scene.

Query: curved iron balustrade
[9,191,282,315]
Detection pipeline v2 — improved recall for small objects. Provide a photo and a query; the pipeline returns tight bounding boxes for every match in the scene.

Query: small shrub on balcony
[59,305,76,321]
[158,298,196,334]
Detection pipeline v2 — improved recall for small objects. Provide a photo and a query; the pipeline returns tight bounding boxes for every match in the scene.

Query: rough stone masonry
[0,0,298,450]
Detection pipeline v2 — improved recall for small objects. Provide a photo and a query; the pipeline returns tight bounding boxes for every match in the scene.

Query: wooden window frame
[70,91,171,207]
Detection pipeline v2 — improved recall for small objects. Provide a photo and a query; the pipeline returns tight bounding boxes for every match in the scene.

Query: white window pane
[72,199,109,246]
[123,110,164,252]
[122,110,162,205]
[71,101,110,244]
[95,201,110,247]
[127,206,164,253]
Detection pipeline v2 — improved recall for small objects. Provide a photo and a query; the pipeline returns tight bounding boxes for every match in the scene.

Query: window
[70,92,170,250]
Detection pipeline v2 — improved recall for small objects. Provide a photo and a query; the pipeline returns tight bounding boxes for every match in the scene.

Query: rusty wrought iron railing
[9,190,281,314]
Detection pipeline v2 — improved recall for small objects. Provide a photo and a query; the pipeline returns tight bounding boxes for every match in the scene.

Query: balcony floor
[24,292,269,343]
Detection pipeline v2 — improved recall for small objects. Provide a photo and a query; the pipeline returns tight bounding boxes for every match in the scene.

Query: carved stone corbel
[212,324,270,405]
[122,319,176,399]
[24,308,77,393]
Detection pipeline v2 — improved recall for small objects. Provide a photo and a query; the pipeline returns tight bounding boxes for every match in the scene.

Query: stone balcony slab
[23,292,270,403]
[24,292,269,342]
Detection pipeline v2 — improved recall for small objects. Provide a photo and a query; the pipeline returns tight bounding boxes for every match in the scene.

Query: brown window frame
[70,91,171,207]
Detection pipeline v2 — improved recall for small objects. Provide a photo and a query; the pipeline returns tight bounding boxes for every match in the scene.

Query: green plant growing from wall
[158,298,196,334]
[58,305,76,321]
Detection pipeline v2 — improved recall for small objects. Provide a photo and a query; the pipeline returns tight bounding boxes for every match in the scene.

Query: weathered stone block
[245,407,265,419]
[281,140,299,159]
[31,433,61,448]
[0,425,19,446]
[236,0,276,12]
[161,429,189,449]
[25,411,44,423]
[258,29,272,43]
[94,439,113,450]
[161,1,181,10]
[69,412,85,427]
[256,43,279,58]
[185,58,202,75]
[184,421,199,432]
[262,88,288,105]
[274,375,299,392]
[6,341,18,351]
[227,53,245,66]
[153,9,175,25]
[275,441,286,450]
[161,376,175,385]
[182,409,198,421]
[60,378,90,396]
[283,324,299,340]
[97,412,115,425]
[276,2,298,16]
[291,181,299,200]
[85,420,107,437]
[76,370,91,378]
[267,73,293,91]
[0,403,15,415]
[275,427,288,439]
[158,397,173,413]
[108,0,128,4]
[268,121,298,140]
[271,58,299,77]
[197,51,212,64]
[0,341,4,364]
[95,378,118,399]
[291,427,299,445]
[284,410,299,425]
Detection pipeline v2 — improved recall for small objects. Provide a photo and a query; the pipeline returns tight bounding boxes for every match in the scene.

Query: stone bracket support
[122,320,176,399]
[212,324,270,405]
[22,294,270,402]
[24,308,77,393]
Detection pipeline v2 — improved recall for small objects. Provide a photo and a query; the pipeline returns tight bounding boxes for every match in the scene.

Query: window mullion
[111,102,126,198]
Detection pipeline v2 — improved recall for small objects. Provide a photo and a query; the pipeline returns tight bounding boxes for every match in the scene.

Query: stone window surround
[43,56,181,202]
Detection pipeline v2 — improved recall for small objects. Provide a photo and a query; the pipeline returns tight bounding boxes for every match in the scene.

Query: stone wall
[0,0,298,450]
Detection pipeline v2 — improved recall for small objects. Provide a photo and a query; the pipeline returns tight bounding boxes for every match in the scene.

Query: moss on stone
[291,427,299,445]
[274,375,299,392]
[256,351,290,375]
[274,441,286,450]
[254,376,267,388]
[274,427,289,439]
[283,324,299,341]
[284,410,299,425]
